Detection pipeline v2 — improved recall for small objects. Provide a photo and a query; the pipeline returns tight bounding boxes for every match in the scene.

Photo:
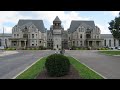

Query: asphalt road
[65,50,120,79]
[0,50,54,79]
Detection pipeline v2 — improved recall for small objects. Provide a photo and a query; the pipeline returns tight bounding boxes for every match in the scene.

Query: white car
[118,47,120,50]
[0,46,5,50]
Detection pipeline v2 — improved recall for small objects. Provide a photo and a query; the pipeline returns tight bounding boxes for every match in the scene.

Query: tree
[108,12,120,39]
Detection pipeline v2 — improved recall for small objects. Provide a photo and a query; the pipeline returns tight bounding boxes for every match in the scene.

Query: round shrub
[45,54,70,77]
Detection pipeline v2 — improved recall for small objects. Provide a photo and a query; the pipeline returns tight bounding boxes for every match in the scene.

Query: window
[80,34,82,39]
[14,34,16,37]
[36,34,37,37]
[17,34,19,37]
[14,43,16,46]
[119,40,120,46]
[95,35,96,39]
[32,44,34,46]
[40,41,41,43]
[80,41,82,46]
[97,35,99,39]
[36,44,37,46]
[104,40,106,46]
[69,37,70,40]
[32,34,34,38]
[109,39,111,47]
[32,40,34,42]
[114,39,116,46]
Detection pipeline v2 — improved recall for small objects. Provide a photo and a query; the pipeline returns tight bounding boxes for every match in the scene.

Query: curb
[12,57,43,79]
[71,56,107,79]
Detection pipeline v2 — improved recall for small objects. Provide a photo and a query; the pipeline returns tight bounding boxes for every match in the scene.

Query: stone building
[47,16,68,50]
[0,16,120,49]
[0,33,12,48]
[67,20,104,49]
[9,20,47,49]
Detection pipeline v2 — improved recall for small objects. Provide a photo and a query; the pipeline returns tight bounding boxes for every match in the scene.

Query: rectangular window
[104,40,106,46]
[109,39,111,47]
[32,34,34,38]
[114,39,116,46]
[14,34,16,37]
[80,41,82,46]
[97,35,99,39]
[40,41,41,43]
[36,34,37,37]
[69,37,70,40]
[32,44,34,46]
[17,34,19,38]
[119,40,120,46]
[80,34,82,39]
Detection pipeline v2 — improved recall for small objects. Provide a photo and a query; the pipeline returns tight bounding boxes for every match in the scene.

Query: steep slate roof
[53,16,61,22]
[101,34,113,38]
[68,20,95,33]
[18,19,46,33]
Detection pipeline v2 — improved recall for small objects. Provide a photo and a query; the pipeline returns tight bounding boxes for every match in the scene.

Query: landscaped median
[14,55,104,79]
[99,51,120,56]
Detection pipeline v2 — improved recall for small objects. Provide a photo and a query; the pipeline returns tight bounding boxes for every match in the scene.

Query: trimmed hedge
[45,54,70,77]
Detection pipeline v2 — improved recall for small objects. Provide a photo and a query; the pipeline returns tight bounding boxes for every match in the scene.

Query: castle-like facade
[0,16,120,49]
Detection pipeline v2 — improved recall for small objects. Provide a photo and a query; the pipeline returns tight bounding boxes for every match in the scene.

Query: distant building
[0,16,120,49]
[0,33,12,48]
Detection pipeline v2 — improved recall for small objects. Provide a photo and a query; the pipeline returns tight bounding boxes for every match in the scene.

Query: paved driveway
[0,50,54,79]
[65,50,120,79]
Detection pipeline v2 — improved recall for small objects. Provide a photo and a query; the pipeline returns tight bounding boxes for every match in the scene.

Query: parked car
[109,47,115,50]
[118,47,120,50]
[0,46,5,50]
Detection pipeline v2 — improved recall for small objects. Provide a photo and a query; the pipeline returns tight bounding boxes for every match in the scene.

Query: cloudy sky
[0,11,119,34]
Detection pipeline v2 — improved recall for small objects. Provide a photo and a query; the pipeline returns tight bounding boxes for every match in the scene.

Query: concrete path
[65,50,120,79]
[0,51,19,57]
[0,50,54,79]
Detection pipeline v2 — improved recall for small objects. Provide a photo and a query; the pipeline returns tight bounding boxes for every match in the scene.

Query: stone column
[88,41,89,47]
[19,41,21,47]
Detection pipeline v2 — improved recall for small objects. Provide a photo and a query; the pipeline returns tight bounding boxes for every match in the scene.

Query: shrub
[27,48,31,50]
[6,48,16,50]
[45,54,70,77]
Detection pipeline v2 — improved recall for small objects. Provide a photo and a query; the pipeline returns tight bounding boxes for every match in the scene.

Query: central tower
[52,16,62,50]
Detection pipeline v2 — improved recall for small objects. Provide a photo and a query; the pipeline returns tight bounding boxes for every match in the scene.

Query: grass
[15,55,104,79]
[99,51,120,55]
[16,57,46,79]
[68,57,103,79]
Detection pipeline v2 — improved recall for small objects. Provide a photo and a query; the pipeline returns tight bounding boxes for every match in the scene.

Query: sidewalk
[0,51,19,57]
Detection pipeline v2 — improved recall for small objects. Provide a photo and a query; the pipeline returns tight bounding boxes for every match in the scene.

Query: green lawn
[16,57,46,79]
[15,56,104,79]
[99,51,120,55]
[68,57,103,79]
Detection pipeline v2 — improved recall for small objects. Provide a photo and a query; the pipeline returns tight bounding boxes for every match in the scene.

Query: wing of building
[0,17,120,49]
[8,19,47,49]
